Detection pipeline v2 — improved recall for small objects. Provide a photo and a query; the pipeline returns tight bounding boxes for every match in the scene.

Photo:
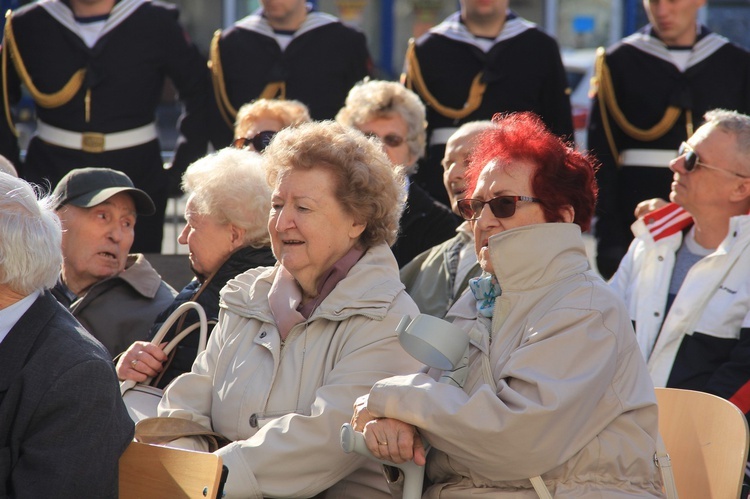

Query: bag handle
[151,301,208,353]
[120,302,208,395]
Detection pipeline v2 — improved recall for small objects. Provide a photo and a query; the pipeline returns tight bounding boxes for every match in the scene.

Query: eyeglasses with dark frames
[364,131,405,148]
[456,195,542,221]
[678,142,748,178]
[232,130,277,152]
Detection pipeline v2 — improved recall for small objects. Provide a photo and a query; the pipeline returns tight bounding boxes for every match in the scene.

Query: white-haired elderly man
[0,173,133,497]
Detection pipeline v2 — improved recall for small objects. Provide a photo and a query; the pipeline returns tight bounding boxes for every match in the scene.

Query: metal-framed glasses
[678,142,748,178]
[232,130,277,152]
[364,131,405,148]
[456,195,542,221]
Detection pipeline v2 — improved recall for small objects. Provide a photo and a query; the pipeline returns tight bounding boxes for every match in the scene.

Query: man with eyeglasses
[610,109,750,427]
[401,0,573,208]
[400,120,494,318]
[0,0,210,253]
[588,0,750,279]
[208,0,371,150]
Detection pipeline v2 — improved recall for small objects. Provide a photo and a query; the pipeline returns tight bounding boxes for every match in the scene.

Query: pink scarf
[268,246,365,339]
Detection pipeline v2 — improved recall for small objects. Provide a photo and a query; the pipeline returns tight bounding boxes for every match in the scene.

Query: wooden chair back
[119,441,225,498]
[655,387,749,499]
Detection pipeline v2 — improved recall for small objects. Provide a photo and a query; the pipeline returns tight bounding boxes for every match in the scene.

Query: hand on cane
[351,394,427,466]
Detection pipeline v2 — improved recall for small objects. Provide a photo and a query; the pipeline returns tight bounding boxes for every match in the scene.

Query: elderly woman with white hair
[152,121,423,498]
[0,173,133,497]
[116,147,276,387]
[336,80,459,267]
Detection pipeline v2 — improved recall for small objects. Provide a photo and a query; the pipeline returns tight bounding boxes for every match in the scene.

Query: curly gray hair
[335,80,426,175]
[264,121,406,247]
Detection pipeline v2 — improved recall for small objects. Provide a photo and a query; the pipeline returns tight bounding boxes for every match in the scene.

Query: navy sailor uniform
[208,8,372,149]
[588,25,750,278]
[0,0,210,252]
[402,11,574,206]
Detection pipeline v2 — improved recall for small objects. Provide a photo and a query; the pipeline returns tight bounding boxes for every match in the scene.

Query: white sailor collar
[30,0,148,46]
[428,10,535,53]
[234,4,339,41]
[622,24,730,71]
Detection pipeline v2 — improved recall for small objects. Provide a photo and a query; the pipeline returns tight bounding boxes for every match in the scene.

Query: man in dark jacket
[0,172,133,498]
[50,167,176,357]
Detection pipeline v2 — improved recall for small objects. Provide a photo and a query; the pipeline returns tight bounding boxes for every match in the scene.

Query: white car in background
[561,48,597,150]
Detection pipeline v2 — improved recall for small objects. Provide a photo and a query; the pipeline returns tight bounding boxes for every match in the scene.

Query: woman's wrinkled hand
[115,341,168,382]
[363,418,426,466]
[351,394,426,466]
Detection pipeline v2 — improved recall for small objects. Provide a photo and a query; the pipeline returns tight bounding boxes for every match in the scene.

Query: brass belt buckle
[81,132,106,153]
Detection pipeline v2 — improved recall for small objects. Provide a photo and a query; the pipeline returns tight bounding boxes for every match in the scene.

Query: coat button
[249,413,258,427]
[657,256,664,262]
[260,331,267,338]
[654,312,660,317]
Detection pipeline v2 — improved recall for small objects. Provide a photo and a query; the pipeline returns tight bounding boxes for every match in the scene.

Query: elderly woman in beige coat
[351,112,665,498]
[156,121,423,498]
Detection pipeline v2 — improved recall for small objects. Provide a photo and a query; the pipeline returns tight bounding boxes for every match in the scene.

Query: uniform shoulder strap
[209,29,287,130]
[3,11,86,110]
[403,37,486,120]
[593,46,689,162]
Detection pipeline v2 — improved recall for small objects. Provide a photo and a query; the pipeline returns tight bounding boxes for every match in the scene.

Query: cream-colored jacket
[159,243,422,498]
[368,224,664,498]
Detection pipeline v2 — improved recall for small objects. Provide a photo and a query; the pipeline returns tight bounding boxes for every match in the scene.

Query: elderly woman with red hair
[352,112,665,498]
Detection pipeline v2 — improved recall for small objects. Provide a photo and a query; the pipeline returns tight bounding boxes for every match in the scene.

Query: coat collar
[634,203,750,257]
[622,25,729,71]
[428,10,534,54]
[634,203,694,242]
[34,0,147,45]
[487,223,590,292]
[221,242,403,323]
[112,253,166,298]
[234,7,338,41]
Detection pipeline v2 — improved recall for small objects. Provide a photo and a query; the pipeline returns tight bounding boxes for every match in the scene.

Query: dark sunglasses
[364,131,405,148]
[232,130,277,152]
[678,142,748,178]
[457,195,541,221]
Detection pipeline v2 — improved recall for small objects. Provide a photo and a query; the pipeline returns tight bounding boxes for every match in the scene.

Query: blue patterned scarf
[468,273,502,318]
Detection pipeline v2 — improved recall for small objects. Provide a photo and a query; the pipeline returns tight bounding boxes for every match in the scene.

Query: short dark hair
[466,112,598,232]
